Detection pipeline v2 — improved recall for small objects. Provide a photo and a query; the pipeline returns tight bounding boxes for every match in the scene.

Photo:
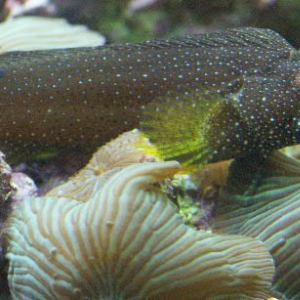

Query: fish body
[0,27,298,161]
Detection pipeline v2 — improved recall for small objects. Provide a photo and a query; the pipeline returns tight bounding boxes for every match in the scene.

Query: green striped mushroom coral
[212,150,300,299]
[4,131,274,299]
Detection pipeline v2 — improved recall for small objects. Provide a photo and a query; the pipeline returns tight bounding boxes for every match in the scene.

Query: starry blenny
[0,27,298,161]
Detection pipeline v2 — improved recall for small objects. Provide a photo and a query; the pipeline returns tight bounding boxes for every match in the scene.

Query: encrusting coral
[3,131,274,299]
[211,151,300,299]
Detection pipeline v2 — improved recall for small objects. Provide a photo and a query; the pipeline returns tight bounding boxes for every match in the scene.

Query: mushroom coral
[0,16,105,53]
[213,151,300,299]
[3,132,274,299]
[46,129,159,201]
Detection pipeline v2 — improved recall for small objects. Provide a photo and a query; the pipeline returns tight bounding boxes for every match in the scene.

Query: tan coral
[4,158,274,299]
[280,144,300,160]
[191,159,233,200]
[47,129,158,201]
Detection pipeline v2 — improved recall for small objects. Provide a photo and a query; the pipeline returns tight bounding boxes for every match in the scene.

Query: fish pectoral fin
[140,89,243,168]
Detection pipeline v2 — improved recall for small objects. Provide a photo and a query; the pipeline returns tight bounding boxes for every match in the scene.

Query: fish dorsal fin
[108,27,293,52]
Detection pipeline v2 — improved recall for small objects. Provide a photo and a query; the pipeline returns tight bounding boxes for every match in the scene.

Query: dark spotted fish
[0,27,297,161]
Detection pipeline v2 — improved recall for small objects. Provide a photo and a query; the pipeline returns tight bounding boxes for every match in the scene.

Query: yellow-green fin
[141,90,239,169]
